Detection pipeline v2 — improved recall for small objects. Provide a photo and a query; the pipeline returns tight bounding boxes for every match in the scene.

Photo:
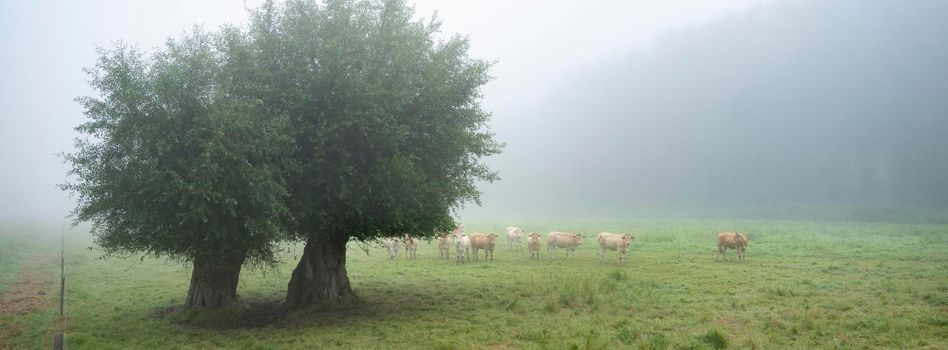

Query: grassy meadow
[2,219,947,349]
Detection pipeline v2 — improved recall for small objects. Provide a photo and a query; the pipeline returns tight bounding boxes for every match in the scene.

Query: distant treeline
[697,205,948,225]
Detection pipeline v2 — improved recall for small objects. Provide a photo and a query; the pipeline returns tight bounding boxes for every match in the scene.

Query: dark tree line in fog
[474,0,948,222]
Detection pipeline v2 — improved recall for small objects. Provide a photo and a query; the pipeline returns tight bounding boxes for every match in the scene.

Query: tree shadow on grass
[152,282,463,330]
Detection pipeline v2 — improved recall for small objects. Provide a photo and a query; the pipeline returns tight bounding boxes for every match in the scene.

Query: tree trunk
[284,236,354,308]
[184,255,245,309]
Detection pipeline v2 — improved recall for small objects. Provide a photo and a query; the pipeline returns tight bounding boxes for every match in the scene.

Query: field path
[0,254,56,315]
[0,253,57,349]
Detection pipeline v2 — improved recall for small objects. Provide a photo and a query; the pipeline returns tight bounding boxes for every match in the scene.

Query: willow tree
[63,29,292,309]
[245,0,502,307]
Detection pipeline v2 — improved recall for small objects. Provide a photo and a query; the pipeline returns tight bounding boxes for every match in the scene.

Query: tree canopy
[243,0,501,306]
[248,0,502,242]
[64,29,293,308]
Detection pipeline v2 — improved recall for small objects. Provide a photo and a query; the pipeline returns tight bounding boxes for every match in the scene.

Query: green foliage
[245,0,502,241]
[63,27,293,264]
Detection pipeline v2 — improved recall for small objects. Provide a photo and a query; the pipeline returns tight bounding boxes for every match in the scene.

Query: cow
[506,226,524,250]
[383,237,400,260]
[454,230,470,263]
[470,233,499,261]
[526,232,542,260]
[547,231,585,259]
[403,235,419,260]
[597,232,634,264]
[717,231,748,261]
[437,234,451,259]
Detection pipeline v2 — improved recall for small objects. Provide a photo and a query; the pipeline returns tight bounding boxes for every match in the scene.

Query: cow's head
[528,232,541,240]
[574,234,585,243]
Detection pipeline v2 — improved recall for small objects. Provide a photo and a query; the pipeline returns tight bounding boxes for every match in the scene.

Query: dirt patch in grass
[0,255,56,315]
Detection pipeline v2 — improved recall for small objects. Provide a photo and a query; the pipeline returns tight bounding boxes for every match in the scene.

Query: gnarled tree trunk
[284,236,354,308]
[185,254,245,309]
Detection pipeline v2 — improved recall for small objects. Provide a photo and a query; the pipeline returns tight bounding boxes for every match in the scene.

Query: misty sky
[2,0,946,223]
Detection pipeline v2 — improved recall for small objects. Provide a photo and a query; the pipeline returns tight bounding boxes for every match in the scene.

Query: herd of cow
[381,227,750,264]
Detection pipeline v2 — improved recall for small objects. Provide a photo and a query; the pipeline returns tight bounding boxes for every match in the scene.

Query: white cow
[547,231,585,259]
[403,235,419,260]
[506,226,524,250]
[597,232,634,264]
[437,234,451,259]
[454,230,470,263]
[383,237,400,260]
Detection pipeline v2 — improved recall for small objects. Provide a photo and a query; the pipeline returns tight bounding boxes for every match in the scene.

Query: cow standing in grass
[454,229,470,263]
[437,234,451,259]
[717,232,748,261]
[547,232,585,259]
[526,232,542,260]
[384,237,400,260]
[506,226,524,250]
[403,235,419,260]
[597,232,634,264]
[470,233,498,261]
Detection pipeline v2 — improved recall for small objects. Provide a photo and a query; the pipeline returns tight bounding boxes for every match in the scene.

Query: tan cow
[470,233,498,261]
[526,232,542,260]
[547,231,585,259]
[403,235,419,259]
[383,237,400,260]
[717,231,748,261]
[454,230,470,263]
[506,226,524,250]
[437,234,451,259]
[597,232,634,264]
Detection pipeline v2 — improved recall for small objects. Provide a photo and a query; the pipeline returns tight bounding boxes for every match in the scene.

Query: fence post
[60,232,64,317]
[55,226,65,349]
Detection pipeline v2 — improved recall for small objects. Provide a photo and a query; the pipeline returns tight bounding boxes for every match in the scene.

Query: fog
[464,0,948,222]
[2,0,947,224]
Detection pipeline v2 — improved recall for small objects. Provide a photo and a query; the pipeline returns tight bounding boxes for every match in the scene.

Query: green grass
[3,219,948,349]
